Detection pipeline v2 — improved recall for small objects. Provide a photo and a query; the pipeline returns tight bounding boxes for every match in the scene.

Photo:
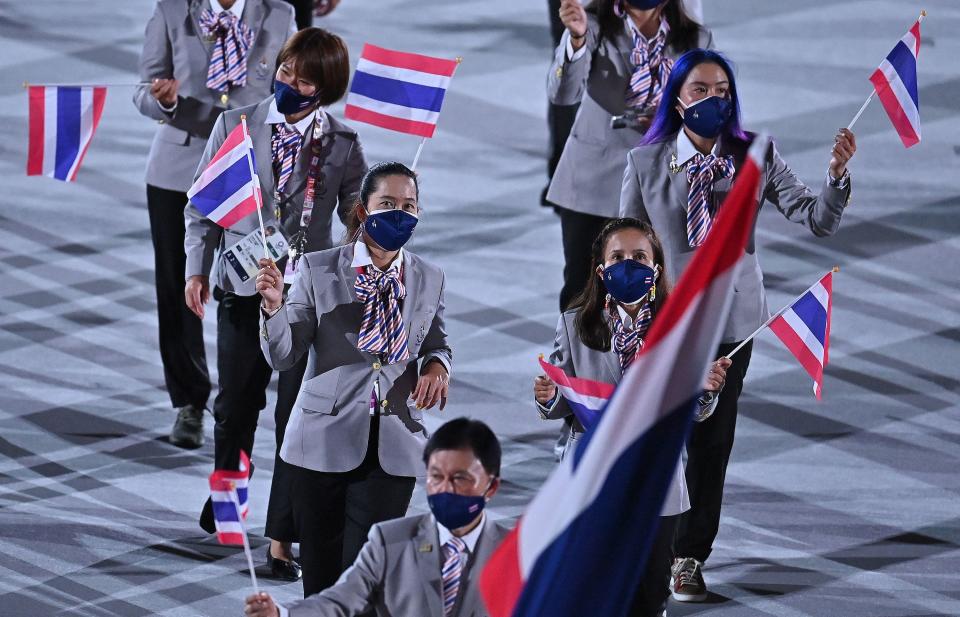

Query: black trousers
[146,185,210,410]
[674,340,753,562]
[289,415,415,598]
[283,0,313,30]
[546,0,579,186]
[264,351,307,541]
[628,514,678,617]
[558,207,612,312]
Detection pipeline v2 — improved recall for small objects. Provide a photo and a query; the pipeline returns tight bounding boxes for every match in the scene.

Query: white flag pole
[230,482,260,596]
[847,10,927,131]
[409,56,462,171]
[22,81,152,88]
[723,267,839,360]
[240,114,270,260]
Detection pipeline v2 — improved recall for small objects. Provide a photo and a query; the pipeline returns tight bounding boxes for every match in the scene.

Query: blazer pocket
[299,368,342,414]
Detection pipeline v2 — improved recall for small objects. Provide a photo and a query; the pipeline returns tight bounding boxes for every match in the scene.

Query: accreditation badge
[222,227,288,292]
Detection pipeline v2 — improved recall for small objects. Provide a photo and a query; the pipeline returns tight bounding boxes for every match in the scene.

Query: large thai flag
[26,86,106,181]
[208,450,251,546]
[769,271,833,399]
[344,44,458,138]
[480,137,769,617]
[539,357,613,431]
[869,16,922,148]
[187,123,261,228]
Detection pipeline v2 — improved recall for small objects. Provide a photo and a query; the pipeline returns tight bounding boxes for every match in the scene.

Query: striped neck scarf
[199,9,254,93]
[685,152,736,247]
[271,123,303,195]
[615,3,673,111]
[354,265,410,365]
[610,300,653,372]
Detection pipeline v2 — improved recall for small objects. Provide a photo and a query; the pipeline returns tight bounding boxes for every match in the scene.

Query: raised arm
[535,314,576,421]
[546,2,597,106]
[258,257,319,371]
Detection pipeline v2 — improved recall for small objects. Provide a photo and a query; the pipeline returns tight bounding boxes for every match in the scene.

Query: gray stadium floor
[1,1,959,615]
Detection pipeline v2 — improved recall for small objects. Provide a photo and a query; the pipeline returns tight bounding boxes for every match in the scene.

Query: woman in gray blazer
[184,28,367,581]
[546,0,712,311]
[134,0,295,448]
[254,162,452,597]
[533,218,729,617]
[619,49,856,602]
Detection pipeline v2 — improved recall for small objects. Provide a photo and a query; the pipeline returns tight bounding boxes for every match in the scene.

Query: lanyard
[273,118,327,268]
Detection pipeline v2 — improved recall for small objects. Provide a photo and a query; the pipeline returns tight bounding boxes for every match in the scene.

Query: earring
[649,284,656,301]
[604,293,611,311]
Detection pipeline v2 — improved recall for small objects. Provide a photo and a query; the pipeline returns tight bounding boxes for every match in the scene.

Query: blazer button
[372,361,382,370]
[555,67,563,78]
[380,400,388,409]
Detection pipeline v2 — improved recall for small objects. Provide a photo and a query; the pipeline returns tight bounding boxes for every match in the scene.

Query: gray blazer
[545,14,712,217]
[286,513,510,617]
[620,133,852,343]
[134,0,296,192]
[539,310,689,517]
[185,97,367,295]
[260,244,452,477]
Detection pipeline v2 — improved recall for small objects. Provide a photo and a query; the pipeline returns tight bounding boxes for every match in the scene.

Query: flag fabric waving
[539,357,614,431]
[869,16,922,148]
[27,85,107,181]
[208,450,251,545]
[344,44,458,138]
[480,136,769,617]
[769,271,834,399]
[187,123,261,228]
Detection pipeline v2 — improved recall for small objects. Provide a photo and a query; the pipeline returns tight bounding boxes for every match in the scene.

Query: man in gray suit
[134,0,295,448]
[243,418,509,617]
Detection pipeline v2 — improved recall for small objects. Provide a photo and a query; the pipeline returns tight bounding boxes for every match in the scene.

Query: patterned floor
[1,0,959,615]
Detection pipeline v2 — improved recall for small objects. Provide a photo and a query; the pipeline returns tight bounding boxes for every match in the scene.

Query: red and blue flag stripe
[539,357,613,431]
[208,450,251,546]
[869,17,922,148]
[187,123,262,228]
[27,85,106,182]
[769,272,833,399]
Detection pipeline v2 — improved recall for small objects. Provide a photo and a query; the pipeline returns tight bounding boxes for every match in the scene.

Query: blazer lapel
[460,517,504,617]
[602,348,622,385]
[413,516,444,617]
[614,22,634,75]
[241,0,265,43]
[401,251,427,329]
[338,243,360,305]
[249,99,276,202]
[189,0,214,58]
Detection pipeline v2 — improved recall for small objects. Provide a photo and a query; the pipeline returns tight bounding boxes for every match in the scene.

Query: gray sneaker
[170,404,204,449]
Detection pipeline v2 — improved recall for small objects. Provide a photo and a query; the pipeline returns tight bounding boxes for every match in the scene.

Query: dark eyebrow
[688,80,729,87]
[380,194,417,203]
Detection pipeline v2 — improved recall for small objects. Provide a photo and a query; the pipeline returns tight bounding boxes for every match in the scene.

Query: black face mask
[624,0,664,9]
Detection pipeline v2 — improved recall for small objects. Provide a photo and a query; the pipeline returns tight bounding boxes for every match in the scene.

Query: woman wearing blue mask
[184,27,367,581]
[533,218,730,617]
[547,0,713,313]
[254,162,452,597]
[619,48,856,603]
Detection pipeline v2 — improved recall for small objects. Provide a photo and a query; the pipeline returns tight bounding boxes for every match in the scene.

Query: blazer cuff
[421,351,451,378]
[156,97,178,114]
[565,35,587,63]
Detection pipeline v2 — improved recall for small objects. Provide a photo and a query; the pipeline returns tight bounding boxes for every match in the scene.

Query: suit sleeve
[183,112,227,280]
[261,258,319,371]
[762,139,850,237]
[419,272,453,376]
[285,525,386,617]
[619,150,652,222]
[133,2,173,123]
[336,136,368,225]
[546,19,597,106]
[536,314,576,421]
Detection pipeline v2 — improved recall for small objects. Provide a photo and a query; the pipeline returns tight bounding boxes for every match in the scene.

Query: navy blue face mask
[427,487,491,530]
[363,209,419,251]
[678,95,732,139]
[624,0,664,9]
[274,79,321,115]
[603,260,657,305]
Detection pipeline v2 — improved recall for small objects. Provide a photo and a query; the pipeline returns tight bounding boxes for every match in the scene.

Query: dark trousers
[628,514,678,617]
[546,0,579,187]
[264,354,307,541]
[283,0,312,30]
[558,207,611,311]
[675,340,753,562]
[290,415,415,597]
[146,185,210,410]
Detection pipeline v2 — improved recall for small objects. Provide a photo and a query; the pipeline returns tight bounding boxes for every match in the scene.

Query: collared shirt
[615,304,640,331]
[675,128,720,168]
[208,0,244,19]
[351,238,405,273]
[264,98,324,137]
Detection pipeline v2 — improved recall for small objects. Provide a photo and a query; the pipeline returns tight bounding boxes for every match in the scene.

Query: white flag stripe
[879,60,921,134]
[66,88,94,181]
[345,92,440,125]
[518,266,737,575]
[809,281,829,310]
[42,88,58,177]
[556,386,608,412]
[188,142,251,199]
[206,180,256,222]
[903,30,918,56]
[781,308,825,361]
[355,58,452,90]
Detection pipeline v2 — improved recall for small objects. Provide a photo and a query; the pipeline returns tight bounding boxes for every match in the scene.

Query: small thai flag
[26,86,106,181]
[539,357,613,431]
[344,44,458,138]
[208,450,251,546]
[769,272,834,399]
[869,16,922,148]
[187,122,262,228]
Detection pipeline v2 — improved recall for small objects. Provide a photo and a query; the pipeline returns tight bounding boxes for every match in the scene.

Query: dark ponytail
[570,218,671,351]
[341,161,419,244]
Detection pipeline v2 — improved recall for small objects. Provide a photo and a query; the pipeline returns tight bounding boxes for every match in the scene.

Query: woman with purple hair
[620,48,857,603]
